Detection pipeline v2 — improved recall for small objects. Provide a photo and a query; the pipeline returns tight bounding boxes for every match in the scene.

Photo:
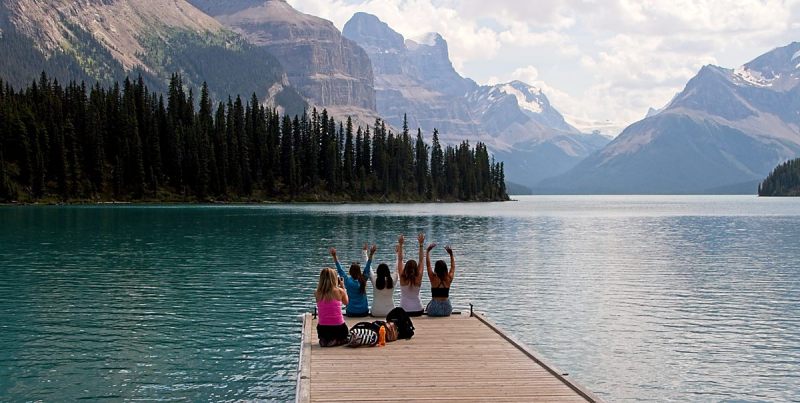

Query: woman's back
[399,281,423,313]
[370,270,398,317]
[317,298,344,325]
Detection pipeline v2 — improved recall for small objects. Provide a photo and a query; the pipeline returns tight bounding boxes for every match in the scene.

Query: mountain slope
[189,0,377,122]
[544,42,800,194]
[343,12,609,188]
[0,0,305,112]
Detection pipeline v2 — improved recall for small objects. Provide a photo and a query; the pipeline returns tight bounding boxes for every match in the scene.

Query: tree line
[0,73,508,202]
[759,158,800,197]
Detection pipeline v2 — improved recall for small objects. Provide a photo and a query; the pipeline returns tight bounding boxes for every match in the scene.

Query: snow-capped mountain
[543,42,800,194]
[342,12,609,188]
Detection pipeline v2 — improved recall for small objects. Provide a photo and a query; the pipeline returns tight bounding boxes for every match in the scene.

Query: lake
[1,196,799,401]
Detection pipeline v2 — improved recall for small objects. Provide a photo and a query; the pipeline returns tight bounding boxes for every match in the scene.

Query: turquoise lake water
[1,196,799,401]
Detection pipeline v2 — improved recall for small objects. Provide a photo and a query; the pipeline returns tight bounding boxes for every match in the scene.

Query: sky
[286,0,800,136]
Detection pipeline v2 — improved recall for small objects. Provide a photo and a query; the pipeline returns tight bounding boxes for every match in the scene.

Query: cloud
[288,0,800,135]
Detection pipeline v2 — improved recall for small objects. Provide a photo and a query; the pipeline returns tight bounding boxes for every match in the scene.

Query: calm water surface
[1,196,799,401]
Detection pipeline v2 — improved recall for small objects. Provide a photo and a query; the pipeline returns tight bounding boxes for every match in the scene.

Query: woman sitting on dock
[396,234,425,317]
[315,268,349,347]
[369,259,398,317]
[330,245,375,317]
[425,243,455,317]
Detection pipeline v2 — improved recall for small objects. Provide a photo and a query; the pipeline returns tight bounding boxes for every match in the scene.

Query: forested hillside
[0,74,508,203]
[0,1,306,115]
[759,158,800,196]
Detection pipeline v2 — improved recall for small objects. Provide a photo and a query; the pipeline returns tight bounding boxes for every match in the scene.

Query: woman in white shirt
[369,261,398,317]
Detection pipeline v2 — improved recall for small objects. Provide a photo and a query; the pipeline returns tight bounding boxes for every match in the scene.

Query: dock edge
[472,311,605,403]
[295,313,312,403]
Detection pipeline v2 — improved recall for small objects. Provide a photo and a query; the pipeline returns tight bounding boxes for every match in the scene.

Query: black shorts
[317,323,349,346]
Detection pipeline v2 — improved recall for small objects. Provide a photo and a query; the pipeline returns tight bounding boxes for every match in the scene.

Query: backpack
[347,322,379,347]
[372,320,398,342]
[386,307,415,339]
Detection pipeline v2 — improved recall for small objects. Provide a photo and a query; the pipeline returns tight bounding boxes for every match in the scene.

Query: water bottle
[379,325,386,346]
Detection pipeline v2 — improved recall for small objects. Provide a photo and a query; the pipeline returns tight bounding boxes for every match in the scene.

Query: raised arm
[396,235,404,276]
[425,243,437,281]
[330,247,345,278]
[445,245,456,278]
[416,233,425,285]
[364,244,377,277]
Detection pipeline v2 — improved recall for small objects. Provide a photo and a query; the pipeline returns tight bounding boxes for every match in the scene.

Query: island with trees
[0,73,509,203]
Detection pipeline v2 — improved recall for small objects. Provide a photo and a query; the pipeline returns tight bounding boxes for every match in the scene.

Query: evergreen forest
[0,73,509,203]
[759,158,800,197]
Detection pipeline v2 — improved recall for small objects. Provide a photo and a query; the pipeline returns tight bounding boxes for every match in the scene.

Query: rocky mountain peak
[732,42,800,91]
[342,12,404,52]
[188,0,377,112]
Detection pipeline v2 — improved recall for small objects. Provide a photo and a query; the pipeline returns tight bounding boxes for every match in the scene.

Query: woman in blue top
[329,245,376,317]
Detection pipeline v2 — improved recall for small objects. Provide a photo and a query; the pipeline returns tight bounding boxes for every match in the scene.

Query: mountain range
[543,42,800,194]
[342,12,610,187]
[1,0,798,194]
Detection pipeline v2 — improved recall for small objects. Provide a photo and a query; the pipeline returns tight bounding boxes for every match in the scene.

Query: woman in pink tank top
[315,267,350,347]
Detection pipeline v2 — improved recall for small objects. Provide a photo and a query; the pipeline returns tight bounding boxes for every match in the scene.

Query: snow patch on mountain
[733,65,776,87]
[499,83,544,113]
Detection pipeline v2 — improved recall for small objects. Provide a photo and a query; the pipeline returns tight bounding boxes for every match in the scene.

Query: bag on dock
[371,320,398,342]
[386,307,415,339]
[347,322,379,347]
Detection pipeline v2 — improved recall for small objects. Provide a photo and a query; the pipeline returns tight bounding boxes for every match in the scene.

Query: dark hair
[349,263,366,294]
[434,260,448,283]
[402,260,418,284]
[375,263,393,290]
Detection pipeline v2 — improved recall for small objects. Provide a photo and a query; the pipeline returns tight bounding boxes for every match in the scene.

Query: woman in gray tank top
[395,233,425,316]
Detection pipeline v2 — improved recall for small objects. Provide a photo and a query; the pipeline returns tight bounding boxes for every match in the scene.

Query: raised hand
[427,243,437,252]
[363,242,368,252]
[418,233,425,245]
[398,234,405,245]
[329,247,337,258]
[444,245,453,256]
[370,244,378,256]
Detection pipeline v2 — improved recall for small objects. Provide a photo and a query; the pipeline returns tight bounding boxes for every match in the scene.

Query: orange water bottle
[379,325,386,346]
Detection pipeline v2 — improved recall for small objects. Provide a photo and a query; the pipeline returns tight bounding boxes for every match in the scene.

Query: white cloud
[288,0,800,136]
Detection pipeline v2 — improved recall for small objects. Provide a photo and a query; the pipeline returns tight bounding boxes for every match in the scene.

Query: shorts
[426,299,452,317]
[317,323,349,347]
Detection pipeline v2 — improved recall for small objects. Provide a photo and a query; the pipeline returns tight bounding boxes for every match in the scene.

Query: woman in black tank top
[425,243,455,317]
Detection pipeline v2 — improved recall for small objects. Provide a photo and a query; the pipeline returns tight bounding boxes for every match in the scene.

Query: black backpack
[386,307,415,339]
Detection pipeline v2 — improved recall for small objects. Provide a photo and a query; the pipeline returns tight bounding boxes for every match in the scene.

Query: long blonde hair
[316,267,339,301]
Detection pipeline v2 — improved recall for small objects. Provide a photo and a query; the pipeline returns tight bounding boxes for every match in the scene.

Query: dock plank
[298,313,601,402]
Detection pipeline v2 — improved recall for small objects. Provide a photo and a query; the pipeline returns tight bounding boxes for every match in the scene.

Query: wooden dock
[296,311,602,402]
